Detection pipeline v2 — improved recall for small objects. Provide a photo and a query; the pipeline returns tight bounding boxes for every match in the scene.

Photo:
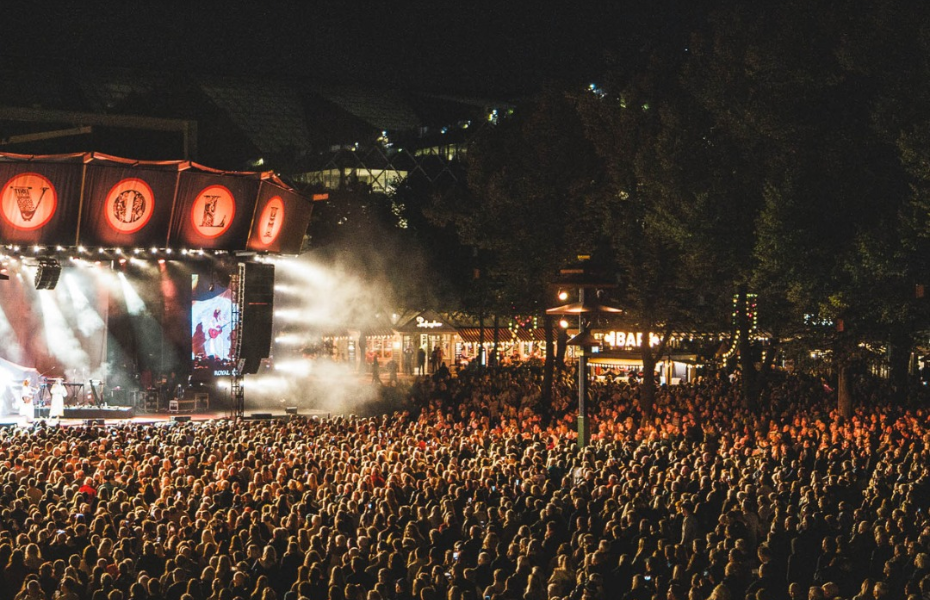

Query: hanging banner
[78,161,180,248]
[0,155,84,245]
[0,153,313,252]
[170,170,260,250]
[246,181,313,254]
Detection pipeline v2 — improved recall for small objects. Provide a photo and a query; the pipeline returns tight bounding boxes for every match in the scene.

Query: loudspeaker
[171,415,191,423]
[285,407,298,415]
[35,258,61,290]
[83,419,105,426]
[239,262,275,374]
[249,413,273,419]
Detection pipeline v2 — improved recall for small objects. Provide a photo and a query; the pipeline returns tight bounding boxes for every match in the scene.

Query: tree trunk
[755,337,779,393]
[736,284,759,411]
[492,314,500,367]
[543,314,554,406]
[837,362,853,420]
[640,346,657,417]
[888,329,912,406]
[556,326,568,367]
[479,313,485,368]
[760,337,780,376]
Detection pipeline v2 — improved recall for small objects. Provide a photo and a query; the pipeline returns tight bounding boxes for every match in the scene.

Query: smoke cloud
[240,253,399,414]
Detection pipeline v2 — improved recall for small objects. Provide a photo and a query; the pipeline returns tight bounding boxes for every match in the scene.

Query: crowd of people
[0,366,928,600]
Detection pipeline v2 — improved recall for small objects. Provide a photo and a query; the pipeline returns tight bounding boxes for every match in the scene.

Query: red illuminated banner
[190,184,236,239]
[0,154,84,244]
[80,158,180,247]
[0,153,313,252]
[170,171,258,250]
[105,178,155,234]
[1,173,58,231]
[247,180,313,254]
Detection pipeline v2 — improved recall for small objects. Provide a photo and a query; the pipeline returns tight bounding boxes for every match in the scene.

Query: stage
[0,407,332,428]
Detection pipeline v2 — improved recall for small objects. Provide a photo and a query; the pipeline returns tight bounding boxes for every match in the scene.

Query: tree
[433,87,611,407]
[692,0,930,414]
[574,50,711,415]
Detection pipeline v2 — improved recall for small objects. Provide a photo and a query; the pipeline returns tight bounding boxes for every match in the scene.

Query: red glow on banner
[190,185,235,238]
[0,173,57,231]
[256,196,285,246]
[104,178,155,234]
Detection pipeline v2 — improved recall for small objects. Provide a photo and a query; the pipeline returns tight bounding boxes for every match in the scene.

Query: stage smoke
[38,292,91,374]
[238,254,395,414]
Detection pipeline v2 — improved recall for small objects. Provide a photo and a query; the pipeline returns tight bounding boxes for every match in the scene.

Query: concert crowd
[0,367,928,600]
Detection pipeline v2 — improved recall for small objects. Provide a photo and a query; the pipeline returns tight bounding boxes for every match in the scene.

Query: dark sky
[3,1,659,97]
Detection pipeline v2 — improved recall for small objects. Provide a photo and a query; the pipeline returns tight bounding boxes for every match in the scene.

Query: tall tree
[433,87,611,405]
[693,0,930,414]
[574,52,701,415]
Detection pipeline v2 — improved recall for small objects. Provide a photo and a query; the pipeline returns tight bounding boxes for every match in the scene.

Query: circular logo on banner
[191,184,235,238]
[104,178,155,234]
[257,196,285,246]
[0,173,57,231]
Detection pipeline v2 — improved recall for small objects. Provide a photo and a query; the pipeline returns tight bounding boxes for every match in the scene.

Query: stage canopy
[0,152,313,254]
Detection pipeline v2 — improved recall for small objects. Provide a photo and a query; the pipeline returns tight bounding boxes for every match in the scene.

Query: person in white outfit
[19,379,34,422]
[49,379,66,419]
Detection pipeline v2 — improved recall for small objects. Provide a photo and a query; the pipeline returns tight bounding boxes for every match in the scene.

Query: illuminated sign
[416,316,443,328]
[191,184,235,238]
[602,331,662,349]
[0,173,57,230]
[256,196,284,246]
[104,178,155,234]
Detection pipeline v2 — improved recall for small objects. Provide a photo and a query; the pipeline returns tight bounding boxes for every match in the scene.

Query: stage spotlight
[559,319,569,329]
[557,289,569,301]
[34,258,61,290]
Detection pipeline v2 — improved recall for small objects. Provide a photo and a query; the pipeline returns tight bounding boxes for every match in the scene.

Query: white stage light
[274,333,303,345]
[0,304,25,362]
[38,292,91,369]
[273,359,311,377]
[62,274,105,336]
[117,272,147,315]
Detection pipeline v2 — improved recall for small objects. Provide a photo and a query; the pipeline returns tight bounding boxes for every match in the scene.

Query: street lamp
[547,292,621,448]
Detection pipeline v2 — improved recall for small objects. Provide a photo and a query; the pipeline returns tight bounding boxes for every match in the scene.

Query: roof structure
[199,76,311,155]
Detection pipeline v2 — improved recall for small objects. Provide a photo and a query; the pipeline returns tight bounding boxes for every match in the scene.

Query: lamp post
[567,323,599,447]
[547,288,621,449]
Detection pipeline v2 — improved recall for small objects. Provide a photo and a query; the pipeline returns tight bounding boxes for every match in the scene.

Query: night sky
[4,1,672,97]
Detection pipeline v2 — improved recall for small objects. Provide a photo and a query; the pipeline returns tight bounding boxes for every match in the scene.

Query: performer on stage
[208,308,229,359]
[19,379,33,422]
[49,379,66,420]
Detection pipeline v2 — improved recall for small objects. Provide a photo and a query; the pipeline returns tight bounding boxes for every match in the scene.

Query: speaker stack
[238,262,275,374]
[35,258,62,290]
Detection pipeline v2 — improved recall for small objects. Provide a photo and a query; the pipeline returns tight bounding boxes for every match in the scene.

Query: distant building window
[293,168,408,194]
[413,144,466,161]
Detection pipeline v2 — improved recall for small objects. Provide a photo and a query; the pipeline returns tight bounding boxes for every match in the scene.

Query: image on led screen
[191,274,235,373]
